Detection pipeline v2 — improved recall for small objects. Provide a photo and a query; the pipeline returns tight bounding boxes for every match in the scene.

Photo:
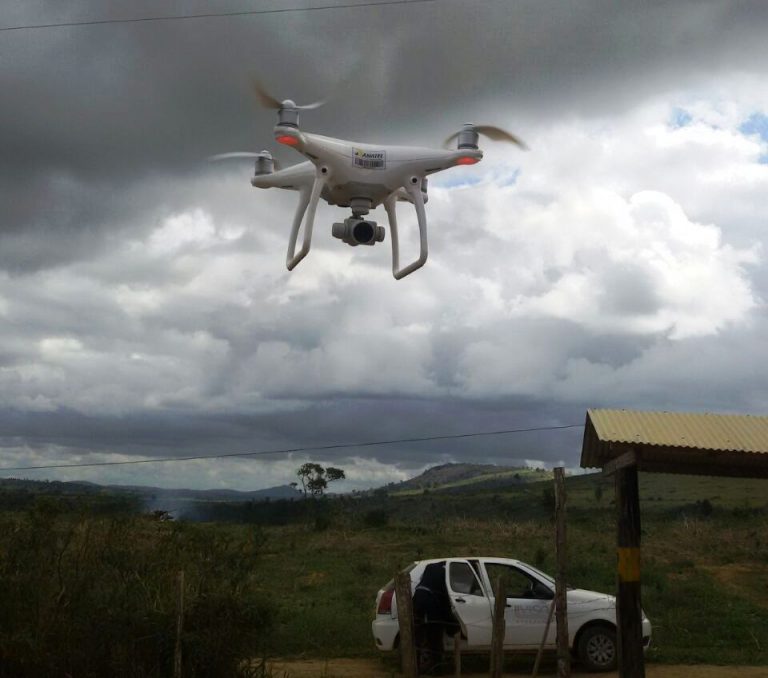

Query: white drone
[211,82,526,279]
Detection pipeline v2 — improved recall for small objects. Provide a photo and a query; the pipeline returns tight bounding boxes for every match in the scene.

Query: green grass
[250,471,768,665]
[2,471,768,670]
[254,506,768,665]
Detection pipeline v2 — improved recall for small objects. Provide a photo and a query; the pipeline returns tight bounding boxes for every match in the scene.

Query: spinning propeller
[251,79,325,111]
[443,124,528,150]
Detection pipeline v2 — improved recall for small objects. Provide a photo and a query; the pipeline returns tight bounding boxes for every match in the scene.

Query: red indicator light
[277,135,299,146]
[456,156,479,165]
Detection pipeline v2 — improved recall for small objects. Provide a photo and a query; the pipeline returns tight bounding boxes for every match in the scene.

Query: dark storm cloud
[3,1,768,177]
[3,0,766,270]
[0,395,585,470]
[3,0,767,267]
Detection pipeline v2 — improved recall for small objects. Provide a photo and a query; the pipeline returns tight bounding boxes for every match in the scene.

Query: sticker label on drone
[352,148,386,169]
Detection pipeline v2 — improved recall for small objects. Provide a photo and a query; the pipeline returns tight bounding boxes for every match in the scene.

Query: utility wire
[0,423,583,471]
[0,0,442,33]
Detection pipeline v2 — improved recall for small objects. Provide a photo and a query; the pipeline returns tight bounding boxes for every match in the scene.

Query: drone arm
[385,178,428,280]
[286,167,329,271]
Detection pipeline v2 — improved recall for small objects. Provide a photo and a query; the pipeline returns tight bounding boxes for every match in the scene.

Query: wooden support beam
[395,571,418,678]
[554,467,570,678]
[602,450,638,477]
[615,462,645,678]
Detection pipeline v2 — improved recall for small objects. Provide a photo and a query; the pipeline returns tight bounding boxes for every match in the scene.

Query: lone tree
[296,463,346,497]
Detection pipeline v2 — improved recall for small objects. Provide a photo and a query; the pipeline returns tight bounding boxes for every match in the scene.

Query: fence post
[174,569,184,678]
[554,467,570,678]
[395,571,417,678]
[489,576,506,678]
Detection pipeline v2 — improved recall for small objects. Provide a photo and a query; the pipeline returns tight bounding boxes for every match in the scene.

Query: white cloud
[3,85,768,487]
[508,189,758,339]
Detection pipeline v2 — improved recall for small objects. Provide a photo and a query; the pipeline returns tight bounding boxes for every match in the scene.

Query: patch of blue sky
[431,165,521,189]
[669,107,693,128]
[494,168,521,187]
[739,113,768,163]
[739,112,768,140]
[431,172,485,189]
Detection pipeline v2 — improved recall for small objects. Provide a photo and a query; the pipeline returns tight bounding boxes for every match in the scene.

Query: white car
[372,557,651,672]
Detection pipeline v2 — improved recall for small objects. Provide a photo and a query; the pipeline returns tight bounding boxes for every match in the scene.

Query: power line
[0,0,443,33]
[0,423,583,471]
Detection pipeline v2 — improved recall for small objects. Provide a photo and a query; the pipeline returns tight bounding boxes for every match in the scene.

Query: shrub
[362,509,389,528]
[313,512,332,532]
[0,500,273,677]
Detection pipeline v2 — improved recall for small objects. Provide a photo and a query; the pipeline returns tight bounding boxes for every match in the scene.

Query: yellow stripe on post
[618,547,641,582]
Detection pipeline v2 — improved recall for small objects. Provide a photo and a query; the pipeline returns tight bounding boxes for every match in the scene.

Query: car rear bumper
[642,618,652,650]
[372,617,399,651]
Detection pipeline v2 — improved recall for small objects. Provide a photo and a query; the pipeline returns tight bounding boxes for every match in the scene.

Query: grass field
[0,470,766,675]
[256,471,768,666]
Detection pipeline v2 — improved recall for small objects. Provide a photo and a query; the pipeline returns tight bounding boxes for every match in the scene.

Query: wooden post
[454,631,462,678]
[553,467,570,678]
[615,462,645,678]
[174,570,184,678]
[395,571,418,678]
[531,599,556,678]
[489,576,506,678]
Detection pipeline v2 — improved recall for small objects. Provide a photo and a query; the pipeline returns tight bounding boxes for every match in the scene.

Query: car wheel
[577,624,617,672]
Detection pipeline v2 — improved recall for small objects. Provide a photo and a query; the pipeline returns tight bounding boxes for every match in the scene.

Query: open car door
[445,559,493,648]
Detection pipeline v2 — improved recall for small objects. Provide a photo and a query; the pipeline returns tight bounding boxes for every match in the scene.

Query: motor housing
[254,151,275,175]
[456,123,479,149]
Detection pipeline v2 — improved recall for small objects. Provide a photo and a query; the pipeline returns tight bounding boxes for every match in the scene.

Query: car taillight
[377,588,395,615]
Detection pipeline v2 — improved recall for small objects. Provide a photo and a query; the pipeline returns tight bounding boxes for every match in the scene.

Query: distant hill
[385,462,549,495]
[112,483,301,502]
[0,477,301,504]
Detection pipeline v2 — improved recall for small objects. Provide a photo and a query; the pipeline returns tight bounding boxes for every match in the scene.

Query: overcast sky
[1,0,768,491]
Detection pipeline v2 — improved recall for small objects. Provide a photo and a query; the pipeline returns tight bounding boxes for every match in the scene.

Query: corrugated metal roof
[588,409,768,453]
[581,409,768,478]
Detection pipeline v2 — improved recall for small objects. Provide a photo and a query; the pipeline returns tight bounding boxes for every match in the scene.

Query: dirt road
[270,658,768,678]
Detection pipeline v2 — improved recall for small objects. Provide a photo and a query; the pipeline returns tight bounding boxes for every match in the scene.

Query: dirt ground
[269,658,768,678]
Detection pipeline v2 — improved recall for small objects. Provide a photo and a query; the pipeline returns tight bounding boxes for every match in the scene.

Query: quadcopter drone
[211,82,526,279]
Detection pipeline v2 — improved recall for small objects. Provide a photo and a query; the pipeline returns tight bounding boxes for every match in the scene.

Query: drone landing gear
[385,179,428,280]
[286,168,330,270]
[285,171,428,280]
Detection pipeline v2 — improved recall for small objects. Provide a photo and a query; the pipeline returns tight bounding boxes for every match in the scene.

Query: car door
[483,561,555,648]
[445,559,493,648]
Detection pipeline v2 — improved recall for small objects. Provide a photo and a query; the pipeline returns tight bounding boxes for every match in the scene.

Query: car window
[485,563,549,599]
[521,563,555,586]
[448,561,485,596]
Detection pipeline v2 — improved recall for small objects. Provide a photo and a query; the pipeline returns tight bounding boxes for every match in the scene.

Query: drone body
[213,87,525,279]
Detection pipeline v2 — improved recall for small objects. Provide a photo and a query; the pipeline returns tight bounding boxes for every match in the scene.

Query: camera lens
[353,221,375,244]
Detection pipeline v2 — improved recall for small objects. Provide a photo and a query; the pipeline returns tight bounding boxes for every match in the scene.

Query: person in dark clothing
[412,562,460,675]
